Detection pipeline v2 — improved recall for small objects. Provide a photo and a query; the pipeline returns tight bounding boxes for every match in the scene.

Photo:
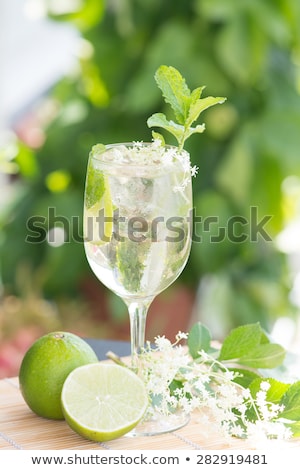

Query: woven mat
[0,376,299,450]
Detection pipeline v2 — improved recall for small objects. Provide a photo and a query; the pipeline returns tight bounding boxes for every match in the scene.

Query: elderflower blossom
[191,165,199,177]
[173,177,191,194]
[137,331,293,444]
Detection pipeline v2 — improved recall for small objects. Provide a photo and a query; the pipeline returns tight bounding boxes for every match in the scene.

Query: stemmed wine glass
[83,142,193,435]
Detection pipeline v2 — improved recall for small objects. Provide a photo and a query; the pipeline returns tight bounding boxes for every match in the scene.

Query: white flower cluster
[99,140,198,194]
[139,334,292,443]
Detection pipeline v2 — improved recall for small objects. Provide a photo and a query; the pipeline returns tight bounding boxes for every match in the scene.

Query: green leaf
[219,323,262,361]
[250,378,290,404]
[279,381,300,420]
[286,421,300,437]
[187,322,211,358]
[218,323,286,369]
[147,113,185,145]
[231,368,261,388]
[183,123,206,140]
[244,378,290,423]
[154,65,191,124]
[151,131,165,146]
[149,65,227,149]
[238,343,286,369]
[186,96,226,129]
[190,86,205,103]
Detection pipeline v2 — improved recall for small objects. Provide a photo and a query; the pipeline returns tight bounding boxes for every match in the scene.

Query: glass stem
[127,299,152,371]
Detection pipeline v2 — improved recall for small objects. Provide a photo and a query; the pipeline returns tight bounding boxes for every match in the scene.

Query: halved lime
[61,363,149,441]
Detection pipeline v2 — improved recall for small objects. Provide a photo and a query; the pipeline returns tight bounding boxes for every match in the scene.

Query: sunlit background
[1,0,300,378]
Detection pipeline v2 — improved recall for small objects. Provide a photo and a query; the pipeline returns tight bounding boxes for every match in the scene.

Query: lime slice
[61,363,148,441]
[85,163,105,209]
[84,167,113,243]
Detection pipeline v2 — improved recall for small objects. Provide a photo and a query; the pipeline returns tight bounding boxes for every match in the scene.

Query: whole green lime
[19,331,98,420]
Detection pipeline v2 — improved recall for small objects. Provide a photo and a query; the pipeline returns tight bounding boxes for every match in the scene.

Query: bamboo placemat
[0,376,299,450]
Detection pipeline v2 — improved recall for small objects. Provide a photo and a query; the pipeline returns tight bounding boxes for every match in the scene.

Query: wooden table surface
[1,375,299,451]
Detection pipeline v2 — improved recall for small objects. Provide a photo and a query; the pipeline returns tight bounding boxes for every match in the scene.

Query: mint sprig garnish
[147,65,226,150]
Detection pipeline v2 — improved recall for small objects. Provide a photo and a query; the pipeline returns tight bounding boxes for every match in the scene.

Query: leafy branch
[108,321,300,441]
[147,65,226,150]
[186,322,300,438]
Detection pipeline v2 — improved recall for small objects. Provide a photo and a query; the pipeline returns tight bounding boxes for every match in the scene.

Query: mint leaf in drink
[148,65,226,150]
[116,239,148,294]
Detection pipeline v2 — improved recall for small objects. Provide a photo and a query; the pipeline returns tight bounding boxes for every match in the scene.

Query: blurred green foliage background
[2,0,300,343]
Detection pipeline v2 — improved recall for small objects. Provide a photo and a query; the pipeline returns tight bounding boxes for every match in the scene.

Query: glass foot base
[126,409,190,437]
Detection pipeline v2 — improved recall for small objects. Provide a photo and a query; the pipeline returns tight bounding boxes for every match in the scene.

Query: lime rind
[84,170,114,244]
[85,164,105,210]
[19,332,98,420]
[61,363,149,441]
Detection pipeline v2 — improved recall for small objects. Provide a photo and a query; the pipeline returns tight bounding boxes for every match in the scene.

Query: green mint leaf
[116,239,147,293]
[183,123,206,140]
[245,378,290,423]
[186,96,227,129]
[154,65,191,125]
[250,378,290,404]
[219,323,263,361]
[147,113,185,146]
[190,86,205,102]
[237,343,286,369]
[151,131,165,146]
[286,421,300,437]
[218,323,286,369]
[279,381,300,420]
[231,368,261,388]
[187,322,211,358]
[149,65,227,150]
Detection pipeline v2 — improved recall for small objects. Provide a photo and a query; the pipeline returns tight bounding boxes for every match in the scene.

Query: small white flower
[242,388,252,399]
[175,331,188,341]
[136,328,293,445]
[260,381,271,391]
[191,165,199,177]
[154,335,171,351]
[152,138,163,148]
[224,370,235,381]
[132,140,144,148]
[161,151,174,166]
